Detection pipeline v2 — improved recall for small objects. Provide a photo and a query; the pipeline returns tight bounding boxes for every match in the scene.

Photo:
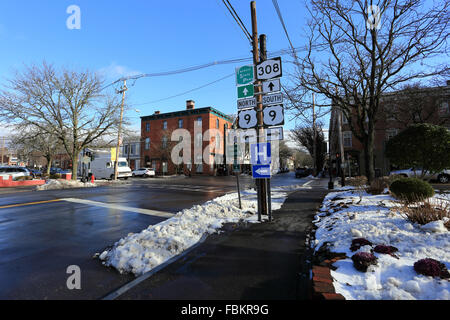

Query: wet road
[0,173,302,299]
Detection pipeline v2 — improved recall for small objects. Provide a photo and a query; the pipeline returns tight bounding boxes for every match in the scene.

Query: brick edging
[311,259,346,300]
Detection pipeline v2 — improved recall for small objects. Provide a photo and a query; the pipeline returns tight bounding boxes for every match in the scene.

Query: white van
[79,149,132,180]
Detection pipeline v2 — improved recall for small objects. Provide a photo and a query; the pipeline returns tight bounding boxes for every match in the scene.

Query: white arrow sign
[256,167,270,175]
[262,79,281,93]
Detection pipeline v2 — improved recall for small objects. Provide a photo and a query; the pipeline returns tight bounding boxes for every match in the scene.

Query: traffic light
[336,153,340,159]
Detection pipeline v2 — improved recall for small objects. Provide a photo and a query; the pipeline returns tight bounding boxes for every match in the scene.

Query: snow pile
[99,188,289,275]
[313,189,449,300]
[36,179,97,191]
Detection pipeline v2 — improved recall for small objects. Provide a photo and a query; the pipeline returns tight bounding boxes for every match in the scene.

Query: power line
[221,0,252,43]
[272,0,297,59]
[132,73,235,107]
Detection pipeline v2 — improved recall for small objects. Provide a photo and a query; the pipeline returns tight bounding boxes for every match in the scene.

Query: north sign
[237,97,256,109]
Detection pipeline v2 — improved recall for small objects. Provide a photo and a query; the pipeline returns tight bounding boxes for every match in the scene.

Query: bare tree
[286,0,449,182]
[291,123,327,174]
[10,128,62,175]
[0,62,122,180]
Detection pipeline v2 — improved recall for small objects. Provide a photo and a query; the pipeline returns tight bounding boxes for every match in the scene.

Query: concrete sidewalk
[113,179,330,300]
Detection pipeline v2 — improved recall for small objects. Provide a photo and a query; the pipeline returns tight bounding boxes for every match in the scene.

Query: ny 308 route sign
[256,57,282,80]
[263,104,284,126]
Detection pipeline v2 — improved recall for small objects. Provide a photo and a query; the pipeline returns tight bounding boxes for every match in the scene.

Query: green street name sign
[237,84,254,99]
[236,65,254,86]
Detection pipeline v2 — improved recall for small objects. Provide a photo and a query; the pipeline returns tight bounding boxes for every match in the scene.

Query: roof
[141,106,233,122]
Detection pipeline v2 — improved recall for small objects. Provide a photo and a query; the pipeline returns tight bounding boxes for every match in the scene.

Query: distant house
[140,100,233,176]
[329,81,450,177]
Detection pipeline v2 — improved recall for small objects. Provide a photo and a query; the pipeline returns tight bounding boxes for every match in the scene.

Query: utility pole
[251,1,268,221]
[337,105,346,187]
[312,93,317,177]
[1,136,4,166]
[114,80,128,180]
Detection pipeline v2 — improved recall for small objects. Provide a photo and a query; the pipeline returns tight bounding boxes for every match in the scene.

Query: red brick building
[329,82,450,176]
[140,100,233,176]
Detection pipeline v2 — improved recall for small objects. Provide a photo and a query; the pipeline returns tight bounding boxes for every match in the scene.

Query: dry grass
[368,177,389,195]
[395,197,450,230]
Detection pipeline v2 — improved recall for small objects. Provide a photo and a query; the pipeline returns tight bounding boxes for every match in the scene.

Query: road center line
[61,198,174,218]
[0,199,63,209]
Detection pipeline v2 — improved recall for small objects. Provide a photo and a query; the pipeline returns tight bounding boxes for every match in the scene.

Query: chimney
[186,100,195,110]
[154,111,160,115]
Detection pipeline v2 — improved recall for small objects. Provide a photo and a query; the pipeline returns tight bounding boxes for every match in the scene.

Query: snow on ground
[98,183,306,276]
[313,188,449,300]
[36,179,97,191]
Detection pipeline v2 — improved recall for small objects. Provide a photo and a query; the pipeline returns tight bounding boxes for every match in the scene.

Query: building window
[385,104,397,121]
[215,133,221,149]
[163,121,168,130]
[178,119,184,128]
[386,129,399,140]
[124,145,129,155]
[162,136,168,149]
[196,133,202,147]
[439,101,449,116]
[343,131,352,147]
[196,155,203,173]
[145,138,150,150]
[146,123,150,132]
[216,119,220,129]
[130,144,136,155]
[196,117,202,126]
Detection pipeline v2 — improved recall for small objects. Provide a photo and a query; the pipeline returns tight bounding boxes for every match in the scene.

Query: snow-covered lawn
[98,184,306,276]
[313,188,449,300]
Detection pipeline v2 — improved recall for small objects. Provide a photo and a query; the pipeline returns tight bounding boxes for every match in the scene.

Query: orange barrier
[0,176,46,188]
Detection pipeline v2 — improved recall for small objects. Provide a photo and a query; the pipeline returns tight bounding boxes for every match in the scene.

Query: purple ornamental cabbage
[351,252,378,272]
[350,238,373,252]
[414,258,450,279]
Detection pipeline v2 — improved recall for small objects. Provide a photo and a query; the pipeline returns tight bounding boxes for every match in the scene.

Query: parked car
[49,168,71,175]
[29,169,42,178]
[295,167,313,178]
[389,168,450,183]
[132,168,156,178]
[0,166,33,180]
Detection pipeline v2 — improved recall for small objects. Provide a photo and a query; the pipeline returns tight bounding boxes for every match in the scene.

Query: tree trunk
[46,157,53,175]
[364,132,375,184]
[71,153,78,181]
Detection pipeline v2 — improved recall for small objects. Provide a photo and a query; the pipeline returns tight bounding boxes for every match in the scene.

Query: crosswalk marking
[61,198,174,218]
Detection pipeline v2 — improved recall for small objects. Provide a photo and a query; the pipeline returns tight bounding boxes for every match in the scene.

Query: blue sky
[0,0,310,134]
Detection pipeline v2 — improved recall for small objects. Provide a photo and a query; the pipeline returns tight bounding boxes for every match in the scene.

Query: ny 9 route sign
[237,104,284,129]
[255,57,282,80]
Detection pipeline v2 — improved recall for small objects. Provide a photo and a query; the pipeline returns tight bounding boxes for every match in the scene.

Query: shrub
[347,176,368,202]
[397,198,449,229]
[374,245,399,258]
[351,252,378,272]
[388,174,403,186]
[14,176,33,181]
[414,258,450,279]
[350,238,373,252]
[390,177,435,203]
[49,173,62,180]
[368,177,389,195]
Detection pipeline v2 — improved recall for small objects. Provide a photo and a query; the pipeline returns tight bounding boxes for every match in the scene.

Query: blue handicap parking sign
[250,143,271,165]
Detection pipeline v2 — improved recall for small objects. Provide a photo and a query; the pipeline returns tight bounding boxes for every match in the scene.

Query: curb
[311,260,346,300]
